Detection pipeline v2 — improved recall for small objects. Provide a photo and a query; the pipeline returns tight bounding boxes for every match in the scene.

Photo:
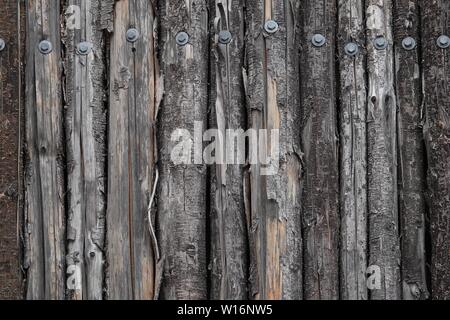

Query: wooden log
[420,0,450,300]
[337,0,368,300]
[63,0,112,300]
[157,0,209,300]
[106,0,159,300]
[245,0,303,300]
[24,0,65,300]
[0,0,24,300]
[393,0,428,300]
[300,0,339,300]
[366,0,401,300]
[208,0,248,300]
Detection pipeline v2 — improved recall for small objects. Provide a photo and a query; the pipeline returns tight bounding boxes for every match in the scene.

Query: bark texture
[366,0,401,300]
[300,0,339,300]
[0,0,24,300]
[337,0,368,300]
[106,0,158,300]
[209,0,248,300]
[393,0,428,300]
[24,0,66,300]
[157,0,209,299]
[421,0,450,300]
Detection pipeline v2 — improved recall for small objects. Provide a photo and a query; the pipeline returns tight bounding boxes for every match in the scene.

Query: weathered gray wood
[245,0,303,300]
[0,0,24,300]
[107,0,158,300]
[24,0,66,300]
[157,0,209,300]
[209,0,248,300]
[63,0,111,300]
[420,0,450,300]
[393,0,428,300]
[366,0,400,300]
[300,0,339,300]
[337,0,368,300]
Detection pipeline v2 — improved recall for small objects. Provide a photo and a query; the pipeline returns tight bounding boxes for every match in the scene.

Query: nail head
[77,41,92,55]
[38,40,53,54]
[312,34,326,47]
[437,35,449,48]
[264,20,279,34]
[175,32,189,46]
[126,28,139,43]
[218,30,232,44]
[402,37,416,50]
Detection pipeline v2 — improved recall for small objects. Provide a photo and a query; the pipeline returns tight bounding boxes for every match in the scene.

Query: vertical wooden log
[245,0,303,300]
[366,0,401,300]
[157,0,209,299]
[421,0,450,300]
[107,0,158,300]
[300,0,339,300]
[0,0,24,300]
[209,0,248,300]
[24,0,65,300]
[63,0,112,300]
[393,0,428,300]
[337,0,368,300]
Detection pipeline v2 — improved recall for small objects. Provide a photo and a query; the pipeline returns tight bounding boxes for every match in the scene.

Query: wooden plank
[245,0,303,300]
[0,0,24,300]
[300,0,339,300]
[157,0,209,299]
[107,0,158,300]
[208,0,248,300]
[366,0,400,300]
[393,0,428,300]
[421,0,450,300]
[63,0,112,300]
[337,0,368,300]
[24,0,65,300]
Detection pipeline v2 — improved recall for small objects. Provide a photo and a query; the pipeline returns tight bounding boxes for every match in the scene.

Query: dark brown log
[24,0,66,300]
[0,0,24,300]
[300,0,339,300]
[157,0,209,299]
[337,0,368,300]
[106,0,159,300]
[209,0,248,300]
[420,0,450,300]
[245,0,303,300]
[393,0,428,300]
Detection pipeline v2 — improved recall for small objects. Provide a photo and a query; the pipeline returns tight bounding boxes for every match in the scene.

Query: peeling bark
[24,0,66,300]
[366,0,401,300]
[337,0,368,300]
[157,0,209,300]
[420,0,450,300]
[245,0,303,300]
[393,0,428,300]
[300,0,339,300]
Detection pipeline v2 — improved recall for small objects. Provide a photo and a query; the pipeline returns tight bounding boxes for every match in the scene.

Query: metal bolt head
[38,40,53,54]
[312,33,326,47]
[0,38,5,52]
[175,32,189,46]
[373,36,388,50]
[76,41,92,55]
[402,37,416,50]
[126,28,139,43]
[264,20,279,34]
[218,30,232,44]
[344,42,358,56]
[437,35,450,49]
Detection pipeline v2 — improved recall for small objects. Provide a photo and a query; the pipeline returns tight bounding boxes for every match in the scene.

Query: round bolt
[436,35,450,49]
[218,30,232,44]
[175,32,189,46]
[373,36,388,50]
[312,33,326,47]
[38,40,53,54]
[402,37,416,50]
[76,41,91,55]
[0,38,5,52]
[344,42,359,56]
[126,28,139,43]
[264,20,279,34]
